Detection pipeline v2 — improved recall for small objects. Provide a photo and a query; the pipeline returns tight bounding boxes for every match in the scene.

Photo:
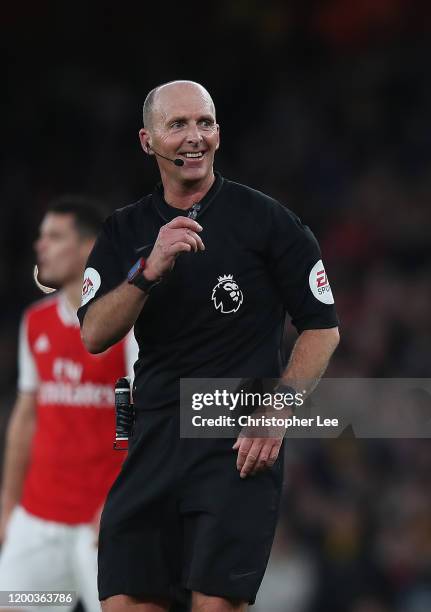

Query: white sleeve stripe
[17,316,39,392]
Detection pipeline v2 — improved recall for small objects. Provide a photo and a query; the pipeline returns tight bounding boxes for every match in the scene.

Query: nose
[185,121,203,145]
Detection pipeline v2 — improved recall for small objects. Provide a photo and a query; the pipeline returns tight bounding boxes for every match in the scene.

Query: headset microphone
[147,146,184,167]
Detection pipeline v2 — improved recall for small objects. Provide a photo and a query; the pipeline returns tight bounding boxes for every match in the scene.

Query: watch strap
[131,273,160,294]
[127,258,161,294]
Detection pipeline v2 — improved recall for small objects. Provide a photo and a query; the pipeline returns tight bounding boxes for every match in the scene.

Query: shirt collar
[57,292,80,327]
[152,171,224,223]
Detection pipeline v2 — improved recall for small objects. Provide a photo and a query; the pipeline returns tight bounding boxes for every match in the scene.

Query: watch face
[128,258,145,282]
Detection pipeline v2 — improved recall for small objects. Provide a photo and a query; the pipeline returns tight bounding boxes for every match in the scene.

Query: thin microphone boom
[149,147,184,167]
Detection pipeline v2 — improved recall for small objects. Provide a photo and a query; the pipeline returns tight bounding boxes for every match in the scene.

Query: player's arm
[0,391,36,542]
[80,216,204,354]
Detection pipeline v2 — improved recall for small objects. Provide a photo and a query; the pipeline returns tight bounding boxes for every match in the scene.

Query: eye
[200,119,213,128]
[170,120,185,129]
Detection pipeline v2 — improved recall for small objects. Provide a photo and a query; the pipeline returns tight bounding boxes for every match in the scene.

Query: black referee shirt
[77,173,338,411]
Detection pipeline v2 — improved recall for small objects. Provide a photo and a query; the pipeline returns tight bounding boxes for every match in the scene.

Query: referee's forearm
[280,327,340,395]
[81,281,148,353]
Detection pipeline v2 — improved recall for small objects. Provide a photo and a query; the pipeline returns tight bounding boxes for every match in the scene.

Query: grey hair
[143,86,159,129]
[142,80,215,129]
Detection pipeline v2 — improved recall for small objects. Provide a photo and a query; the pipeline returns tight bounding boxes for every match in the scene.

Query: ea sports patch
[81,267,101,306]
[309,260,334,304]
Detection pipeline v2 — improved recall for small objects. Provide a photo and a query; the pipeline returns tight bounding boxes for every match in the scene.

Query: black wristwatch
[127,258,161,294]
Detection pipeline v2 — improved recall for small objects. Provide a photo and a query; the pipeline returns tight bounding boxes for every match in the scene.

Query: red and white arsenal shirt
[17,292,137,524]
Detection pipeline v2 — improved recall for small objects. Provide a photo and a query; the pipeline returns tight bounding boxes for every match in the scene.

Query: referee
[78,80,340,612]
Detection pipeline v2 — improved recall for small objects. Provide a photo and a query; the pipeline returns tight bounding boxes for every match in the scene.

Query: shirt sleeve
[77,216,124,326]
[17,314,39,392]
[266,202,339,333]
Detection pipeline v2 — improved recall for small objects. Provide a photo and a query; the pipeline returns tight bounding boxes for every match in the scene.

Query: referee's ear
[138,128,153,155]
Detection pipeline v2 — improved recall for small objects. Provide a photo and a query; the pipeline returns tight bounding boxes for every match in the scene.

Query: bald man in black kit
[78,80,340,612]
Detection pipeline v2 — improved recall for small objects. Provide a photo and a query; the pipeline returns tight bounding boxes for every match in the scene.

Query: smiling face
[139,81,220,187]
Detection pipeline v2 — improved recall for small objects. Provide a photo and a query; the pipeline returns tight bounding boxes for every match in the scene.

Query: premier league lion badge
[211,274,244,314]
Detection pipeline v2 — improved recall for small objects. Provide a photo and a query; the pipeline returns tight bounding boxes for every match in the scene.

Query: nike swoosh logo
[229,570,258,580]
[135,243,154,253]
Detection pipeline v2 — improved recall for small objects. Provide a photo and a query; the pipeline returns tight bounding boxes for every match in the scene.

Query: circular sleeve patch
[309,260,334,304]
[81,267,101,306]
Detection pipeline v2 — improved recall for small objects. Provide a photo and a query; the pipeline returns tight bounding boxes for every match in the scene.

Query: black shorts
[98,407,284,606]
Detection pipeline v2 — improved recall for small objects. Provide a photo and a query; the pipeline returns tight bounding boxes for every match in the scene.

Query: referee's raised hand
[145,216,205,280]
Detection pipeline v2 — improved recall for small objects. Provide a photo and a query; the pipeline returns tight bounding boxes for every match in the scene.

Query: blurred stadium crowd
[2,1,431,611]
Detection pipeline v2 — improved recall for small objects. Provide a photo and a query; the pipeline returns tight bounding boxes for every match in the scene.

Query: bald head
[143,80,215,130]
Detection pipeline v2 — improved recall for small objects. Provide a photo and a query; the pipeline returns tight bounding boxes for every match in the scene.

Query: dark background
[2,2,431,611]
